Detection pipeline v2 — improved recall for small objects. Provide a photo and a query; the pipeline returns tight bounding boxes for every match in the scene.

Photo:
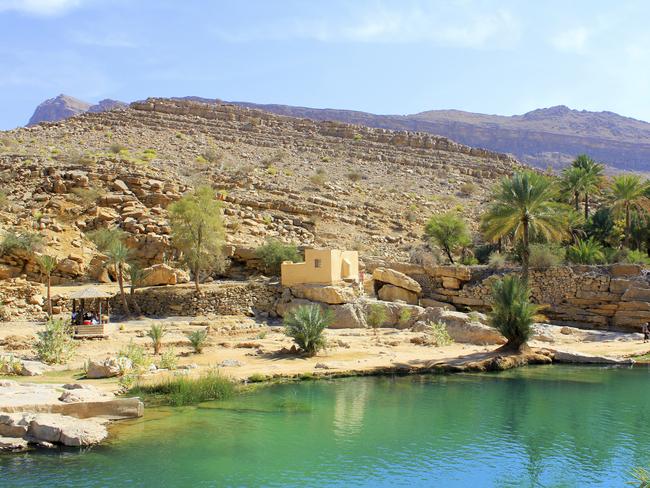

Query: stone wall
[109,280,281,318]
[364,259,650,332]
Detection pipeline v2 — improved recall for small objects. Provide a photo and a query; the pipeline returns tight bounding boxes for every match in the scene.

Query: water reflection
[333,380,371,438]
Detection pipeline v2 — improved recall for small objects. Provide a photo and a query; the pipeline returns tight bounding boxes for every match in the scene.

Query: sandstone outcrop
[373,267,422,293]
[141,263,190,286]
[289,283,358,305]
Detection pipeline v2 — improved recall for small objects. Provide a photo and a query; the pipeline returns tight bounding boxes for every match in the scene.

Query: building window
[314,259,322,268]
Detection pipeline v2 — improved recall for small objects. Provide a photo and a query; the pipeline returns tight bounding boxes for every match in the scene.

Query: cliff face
[27,95,126,125]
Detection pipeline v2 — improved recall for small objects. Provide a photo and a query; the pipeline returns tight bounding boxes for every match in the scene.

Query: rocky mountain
[0,97,520,285]
[27,95,126,126]
[27,95,650,172]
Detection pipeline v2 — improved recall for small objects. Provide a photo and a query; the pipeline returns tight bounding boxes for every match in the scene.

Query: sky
[1,0,650,129]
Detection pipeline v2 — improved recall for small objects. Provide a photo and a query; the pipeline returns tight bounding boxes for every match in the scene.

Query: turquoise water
[2,365,650,487]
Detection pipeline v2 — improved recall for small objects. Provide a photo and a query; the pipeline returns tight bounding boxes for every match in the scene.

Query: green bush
[398,308,412,326]
[474,244,498,264]
[147,324,167,355]
[528,243,565,269]
[428,321,453,346]
[424,213,471,264]
[87,228,127,252]
[35,318,77,365]
[284,304,332,356]
[489,276,536,351]
[566,238,606,264]
[366,304,387,335]
[309,173,327,186]
[118,341,151,373]
[248,373,268,383]
[129,370,235,406]
[0,231,44,255]
[0,355,23,375]
[625,249,650,265]
[187,329,208,353]
[488,252,508,268]
[255,240,301,275]
[158,349,177,370]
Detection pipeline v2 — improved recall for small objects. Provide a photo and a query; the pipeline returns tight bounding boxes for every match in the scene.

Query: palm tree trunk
[584,192,589,219]
[118,264,130,315]
[625,202,631,248]
[46,274,52,317]
[574,192,580,212]
[522,218,530,282]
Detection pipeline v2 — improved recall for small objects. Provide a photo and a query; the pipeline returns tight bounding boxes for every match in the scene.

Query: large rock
[360,299,424,329]
[20,360,49,376]
[552,349,635,365]
[610,263,643,277]
[276,298,367,328]
[0,413,31,438]
[423,309,505,345]
[372,267,421,293]
[377,284,418,305]
[0,436,29,451]
[28,413,108,447]
[86,357,132,379]
[141,263,190,286]
[420,298,456,310]
[290,284,357,305]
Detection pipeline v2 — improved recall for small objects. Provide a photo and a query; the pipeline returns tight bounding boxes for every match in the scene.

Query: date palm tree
[561,166,585,212]
[489,275,537,352]
[106,241,130,316]
[482,171,570,280]
[36,254,57,317]
[610,174,649,248]
[572,155,604,219]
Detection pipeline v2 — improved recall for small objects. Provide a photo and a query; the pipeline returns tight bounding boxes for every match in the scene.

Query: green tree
[561,166,585,212]
[610,174,649,248]
[36,255,57,317]
[571,154,604,219]
[284,304,332,356]
[169,186,225,292]
[107,241,131,316]
[147,323,167,355]
[489,275,536,351]
[424,212,471,264]
[481,171,569,280]
[255,240,301,275]
[566,238,606,264]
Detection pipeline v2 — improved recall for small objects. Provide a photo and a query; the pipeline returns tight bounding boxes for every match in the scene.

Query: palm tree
[106,241,130,316]
[127,262,149,315]
[36,254,57,317]
[566,238,606,264]
[489,275,537,352]
[561,166,585,212]
[610,174,649,248]
[482,171,570,280]
[572,155,604,219]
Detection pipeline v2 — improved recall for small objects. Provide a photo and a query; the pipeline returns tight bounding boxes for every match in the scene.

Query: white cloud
[0,0,86,16]
[550,27,590,53]
[214,2,521,49]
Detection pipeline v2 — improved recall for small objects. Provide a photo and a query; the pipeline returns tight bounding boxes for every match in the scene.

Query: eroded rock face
[141,263,190,286]
[289,283,358,305]
[28,413,108,447]
[373,267,422,293]
[377,284,418,305]
[423,308,505,345]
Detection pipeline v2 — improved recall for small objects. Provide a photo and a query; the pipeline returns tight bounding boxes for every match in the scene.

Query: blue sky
[1,0,650,129]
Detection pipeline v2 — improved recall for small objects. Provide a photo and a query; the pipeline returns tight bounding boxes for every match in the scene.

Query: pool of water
[2,365,650,487]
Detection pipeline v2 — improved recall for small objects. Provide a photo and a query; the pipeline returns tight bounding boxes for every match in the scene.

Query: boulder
[20,360,49,377]
[372,267,421,293]
[28,414,108,447]
[420,298,456,310]
[276,298,367,328]
[0,436,29,452]
[377,284,418,305]
[0,413,31,438]
[424,265,472,281]
[290,283,357,305]
[552,349,635,365]
[141,263,190,286]
[360,299,424,329]
[86,357,132,379]
[423,309,505,345]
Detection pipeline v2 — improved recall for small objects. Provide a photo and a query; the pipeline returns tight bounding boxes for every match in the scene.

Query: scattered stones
[86,357,132,379]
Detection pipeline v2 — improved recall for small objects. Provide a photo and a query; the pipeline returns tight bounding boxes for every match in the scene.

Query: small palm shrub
[35,318,77,364]
[489,276,537,351]
[284,305,332,356]
[147,324,167,355]
[625,249,650,265]
[566,238,606,264]
[428,321,453,346]
[187,329,208,353]
[528,243,565,269]
[255,240,301,275]
[366,304,387,335]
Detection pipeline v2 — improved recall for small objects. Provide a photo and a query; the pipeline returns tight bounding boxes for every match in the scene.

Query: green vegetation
[0,230,44,256]
[118,341,151,374]
[187,328,208,353]
[128,370,235,406]
[0,354,22,375]
[158,349,177,370]
[36,254,57,317]
[169,185,225,292]
[87,228,127,252]
[488,252,507,268]
[346,170,362,182]
[528,243,565,269]
[482,171,569,279]
[284,304,332,356]
[35,318,77,364]
[248,373,269,383]
[366,303,387,336]
[424,212,471,264]
[398,307,412,326]
[255,239,301,275]
[428,321,453,346]
[147,323,167,355]
[566,238,606,264]
[488,276,536,351]
[106,241,131,316]
[610,174,649,248]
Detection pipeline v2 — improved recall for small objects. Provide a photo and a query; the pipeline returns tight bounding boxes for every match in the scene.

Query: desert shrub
[71,187,104,205]
[474,243,498,264]
[460,255,479,265]
[266,165,278,175]
[109,143,127,154]
[142,148,157,161]
[158,349,177,370]
[255,240,301,275]
[366,304,387,335]
[284,304,332,356]
[353,133,363,141]
[63,150,95,166]
[459,182,478,196]
[566,238,606,265]
[187,329,208,353]
[248,373,268,383]
[118,341,151,373]
[424,213,471,264]
[488,252,508,268]
[625,249,650,265]
[428,321,453,346]
[0,230,44,255]
[129,370,235,406]
[0,355,23,375]
[528,243,565,269]
[200,147,221,164]
[87,228,126,252]
[35,318,77,365]
[310,173,327,186]
[398,308,412,326]
[147,324,167,355]
[346,171,362,182]
[489,275,536,351]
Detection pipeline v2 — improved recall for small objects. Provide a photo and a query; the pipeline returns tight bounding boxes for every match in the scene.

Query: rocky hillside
[28,95,650,173]
[2,97,520,285]
[27,95,126,126]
